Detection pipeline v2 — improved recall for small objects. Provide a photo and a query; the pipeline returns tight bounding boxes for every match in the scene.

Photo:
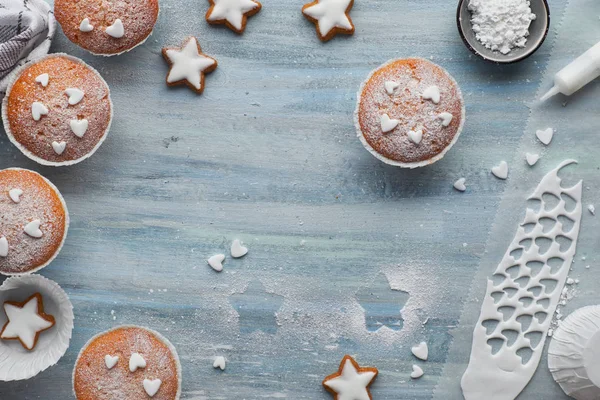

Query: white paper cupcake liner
[354,57,466,168]
[73,325,182,400]
[0,168,70,276]
[1,53,114,167]
[0,274,74,381]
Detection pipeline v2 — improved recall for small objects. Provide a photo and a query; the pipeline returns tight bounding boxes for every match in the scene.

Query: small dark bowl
[457,0,550,63]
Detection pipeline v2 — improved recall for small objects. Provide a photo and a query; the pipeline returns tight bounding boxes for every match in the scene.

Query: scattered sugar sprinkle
[588,204,595,215]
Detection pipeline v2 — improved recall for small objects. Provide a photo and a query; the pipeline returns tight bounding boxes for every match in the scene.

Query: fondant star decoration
[302,0,355,42]
[206,0,262,34]
[162,37,218,94]
[0,293,55,351]
[323,355,378,400]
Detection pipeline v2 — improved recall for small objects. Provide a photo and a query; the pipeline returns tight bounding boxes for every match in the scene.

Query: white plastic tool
[541,40,600,101]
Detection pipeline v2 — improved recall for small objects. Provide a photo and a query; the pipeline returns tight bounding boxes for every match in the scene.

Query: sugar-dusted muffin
[0,169,69,275]
[2,54,113,166]
[54,0,159,56]
[73,326,182,400]
[355,58,465,168]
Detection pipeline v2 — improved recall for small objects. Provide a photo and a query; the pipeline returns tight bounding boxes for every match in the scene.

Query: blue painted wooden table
[1,0,600,398]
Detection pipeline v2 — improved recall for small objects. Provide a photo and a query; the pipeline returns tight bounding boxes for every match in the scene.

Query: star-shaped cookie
[302,0,355,42]
[206,0,262,34]
[323,355,378,400]
[162,37,218,94]
[0,293,55,351]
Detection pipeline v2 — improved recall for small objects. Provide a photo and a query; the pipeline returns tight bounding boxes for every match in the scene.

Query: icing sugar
[303,0,353,37]
[0,294,54,350]
[206,0,261,31]
[468,0,536,55]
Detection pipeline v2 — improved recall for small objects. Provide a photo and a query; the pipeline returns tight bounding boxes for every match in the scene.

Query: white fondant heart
[491,161,509,180]
[438,112,453,127]
[80,18,94,32]
[422,85,440,104]
[70,119,89,138]
[384,81,399,95]
[31,101,48,121]
[536,128,553,145]
[411,341,428,360]
[213,356,226,370]
[105,19,124,38]
[380,113,399,133]
[454,178,466,192]
[230,239,248,258]
[143,379,162,397]
[411,364,424,379]
[208,254,225,272]
[9,188,23,203]
[407,129,423,145]
[589,204,595,215]
[0,237,8,257]
[526,153,540,166]
[24,219,42,238]
[35,73,49,87]
[52,141,66,155]
[65,88,84,105]
[129,353,146,372]
[105,355,119,369]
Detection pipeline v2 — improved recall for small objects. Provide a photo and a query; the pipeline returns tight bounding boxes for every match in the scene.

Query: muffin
[355,58,465,168]
[73,326,182,400]
[2,54,113,166]
[54,0,159,56]
[0,168,69,275]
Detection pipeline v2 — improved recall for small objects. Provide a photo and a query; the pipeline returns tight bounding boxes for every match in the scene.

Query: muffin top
[355,58,465,165]
[73,326,181,400]
[55,0,159,55]
[0,169,68,275]
[3,54,112,165]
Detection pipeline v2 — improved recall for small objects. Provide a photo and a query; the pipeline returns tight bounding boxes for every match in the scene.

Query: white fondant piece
[438,112,453,127]
[380,113,399,133]
[230,239,248,258]
[31,102,48,121]
[323,358,376,398]
[302,0,353,38]
[65,88,84,105]
[79,18,94,32]
[491,161,509,180]
[462,160,583,400]
[105,355,118,369]
[454,178,467,192]
[165,38,216,91]
[536,128,554,145]
[207,0,260,31]
[129,353,146,372]
[526,153,540,166]
[9,188,22,203]
[407,129,423,145]
[52,141,66,155]
[384,81,399,95]
[0,237,7,257]
[213,356,226,370]
[24,220,42,238]
[411,365,424,379]
[143,378,162,397]
[422,85,440,104]
[70,119,88,138]
[208,254,225,272]
[35,73,49,87]
[105,19,124,38]
[411,342,428,360]
[588,205,595,215]
[0,296,53,350]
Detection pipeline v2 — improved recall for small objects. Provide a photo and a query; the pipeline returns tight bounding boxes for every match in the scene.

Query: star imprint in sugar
[229,280,283,334]
[355,272,409,332]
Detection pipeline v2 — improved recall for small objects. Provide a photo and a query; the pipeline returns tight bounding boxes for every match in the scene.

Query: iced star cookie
[0,293,55,351]
[323,355,378,400]
[162,37,218,94]
[0,168,69,275]
[355,58,465,168]
[54,0,159,56]
[206,0,262,34]
[73,326,182,400]
[302,0,355,42]
[2,54,113,166]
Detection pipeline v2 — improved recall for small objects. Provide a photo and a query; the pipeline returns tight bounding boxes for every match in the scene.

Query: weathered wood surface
[1,0,599,398]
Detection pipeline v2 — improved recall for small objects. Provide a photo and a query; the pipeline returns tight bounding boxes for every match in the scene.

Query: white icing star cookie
[302,0,355,42]
[162,37,218,94]
[206,0,262,34]
[0,293,55,350]
[322,355,378,400]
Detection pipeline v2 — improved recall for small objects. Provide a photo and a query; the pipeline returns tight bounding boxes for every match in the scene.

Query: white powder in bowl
[468,0,537,55]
